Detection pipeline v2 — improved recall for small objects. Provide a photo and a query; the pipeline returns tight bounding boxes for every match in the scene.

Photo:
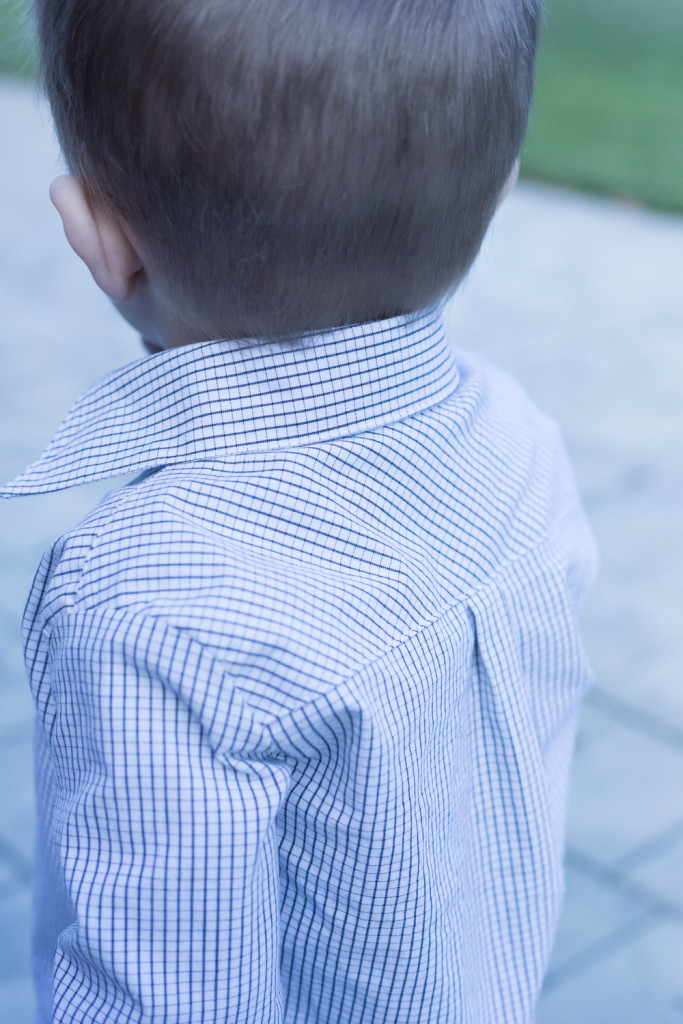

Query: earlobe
[497,158,520,209]
[49,175,143,302]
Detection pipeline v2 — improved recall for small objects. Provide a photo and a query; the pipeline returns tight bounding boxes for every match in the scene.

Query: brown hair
[35,0,540,338]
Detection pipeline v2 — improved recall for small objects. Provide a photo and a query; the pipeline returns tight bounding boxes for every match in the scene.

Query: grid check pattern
[2,307,598,1023]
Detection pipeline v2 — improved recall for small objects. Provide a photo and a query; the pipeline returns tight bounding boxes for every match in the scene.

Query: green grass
[0,0,36,77]
[522,0,683,211]
[1,0,681,211]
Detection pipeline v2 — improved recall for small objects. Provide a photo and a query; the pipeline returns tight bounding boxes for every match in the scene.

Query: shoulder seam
[38,485,145,635]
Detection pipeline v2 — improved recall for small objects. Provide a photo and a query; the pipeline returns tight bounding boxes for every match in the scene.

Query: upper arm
[45,606,289,1024]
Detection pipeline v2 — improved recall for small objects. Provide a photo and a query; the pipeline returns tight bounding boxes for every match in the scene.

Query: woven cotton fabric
[4,307,597,1023]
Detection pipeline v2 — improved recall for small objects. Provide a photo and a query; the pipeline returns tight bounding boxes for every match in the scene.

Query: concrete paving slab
[571,699,613,759]
[582,563,682,660]
[537,920,683,1024]
[448,219,683,358]
[0,735,35,865]
[623,823,683,911]
[595,639,683,736]
[443,187,683,370]
[566,704,683,864]
[0,976,36,1024]
[0,608,34,736]
[0,888,35,1024]
[545,861,648,974]
[0,830,31,897]
[581,566,683,732]
[587,490,683,584]
[0,854,20,900]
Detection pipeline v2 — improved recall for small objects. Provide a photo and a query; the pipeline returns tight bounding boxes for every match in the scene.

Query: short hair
[35,0,540,338]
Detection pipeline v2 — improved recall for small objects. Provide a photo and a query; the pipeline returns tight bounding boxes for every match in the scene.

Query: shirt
[1,307,598,1024]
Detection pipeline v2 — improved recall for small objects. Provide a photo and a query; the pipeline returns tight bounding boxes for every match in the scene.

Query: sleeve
[44,605,290,1024]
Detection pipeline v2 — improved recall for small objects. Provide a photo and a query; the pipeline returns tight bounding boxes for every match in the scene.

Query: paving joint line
[566,845,683,920]
[541,912,658,994]
[0,721,34,749]
[0,835,32,886]
[614,818,683,872]
[585,686,683,753]
[541,843,683,993]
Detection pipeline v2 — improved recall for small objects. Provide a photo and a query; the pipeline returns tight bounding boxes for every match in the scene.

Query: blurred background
[1,1,682,1021]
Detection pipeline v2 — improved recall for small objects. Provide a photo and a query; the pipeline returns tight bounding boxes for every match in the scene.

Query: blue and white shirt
[2,307,597,1024]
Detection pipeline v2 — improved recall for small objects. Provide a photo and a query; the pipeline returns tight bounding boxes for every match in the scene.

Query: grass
[1,0,681,211]
[522,0,683,211]
[0,0,36,77]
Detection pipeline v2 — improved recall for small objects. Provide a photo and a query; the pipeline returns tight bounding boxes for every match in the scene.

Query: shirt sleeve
[43,605,290,1024]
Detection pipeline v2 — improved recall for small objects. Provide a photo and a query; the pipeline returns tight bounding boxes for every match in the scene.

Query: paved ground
[1,75,682,1023]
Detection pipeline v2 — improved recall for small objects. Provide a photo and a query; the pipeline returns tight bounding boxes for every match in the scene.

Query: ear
[497,157,520,209]
[49,175,143,303]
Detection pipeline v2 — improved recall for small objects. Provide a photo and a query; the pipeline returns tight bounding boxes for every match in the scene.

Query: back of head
[35,0,540,338]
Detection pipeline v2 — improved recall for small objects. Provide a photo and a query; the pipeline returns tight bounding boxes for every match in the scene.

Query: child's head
[36,0,540,344]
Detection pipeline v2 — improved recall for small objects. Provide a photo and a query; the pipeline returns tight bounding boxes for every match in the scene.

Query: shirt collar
[1,306,459,496]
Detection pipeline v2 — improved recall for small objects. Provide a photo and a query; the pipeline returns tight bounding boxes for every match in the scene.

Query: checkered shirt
[1,307,597,1023]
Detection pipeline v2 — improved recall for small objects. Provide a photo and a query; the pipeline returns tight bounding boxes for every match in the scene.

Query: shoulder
[451,348,598,592]
[30,466,259,622]
[449,348,568,479]
[418,348,587,554]
[26,463,369,712]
